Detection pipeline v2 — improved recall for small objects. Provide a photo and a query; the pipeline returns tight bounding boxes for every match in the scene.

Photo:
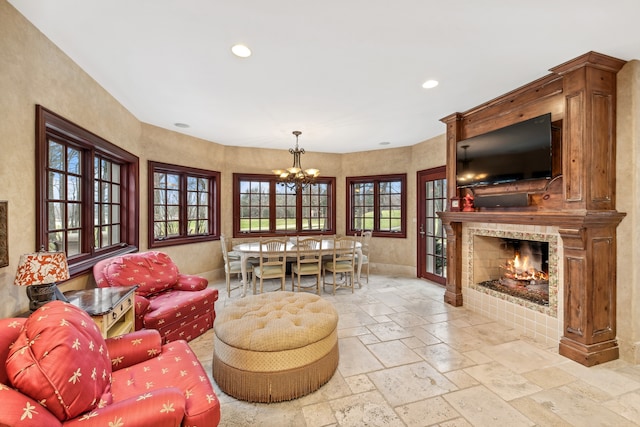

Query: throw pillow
[5,301,113,421]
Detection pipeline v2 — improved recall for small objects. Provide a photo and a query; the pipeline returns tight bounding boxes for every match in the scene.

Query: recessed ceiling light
[174,123,190,128]
[231,44,252,58]
[422,79,439,89]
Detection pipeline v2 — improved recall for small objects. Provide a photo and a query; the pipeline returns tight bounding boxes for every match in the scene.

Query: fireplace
[462,224,562,345]
[473,236,549,306]
[439,53,626,365]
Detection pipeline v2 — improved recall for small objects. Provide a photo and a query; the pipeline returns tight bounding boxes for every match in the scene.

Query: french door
[417,166,447,284]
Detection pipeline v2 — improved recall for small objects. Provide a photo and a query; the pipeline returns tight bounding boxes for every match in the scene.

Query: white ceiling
[8,0,640,153]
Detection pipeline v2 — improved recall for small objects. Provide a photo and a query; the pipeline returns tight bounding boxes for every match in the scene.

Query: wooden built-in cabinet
[438,52,626,366]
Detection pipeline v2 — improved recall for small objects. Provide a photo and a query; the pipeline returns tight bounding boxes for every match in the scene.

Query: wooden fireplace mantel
[439,210,626,229]
[438,52,627,366]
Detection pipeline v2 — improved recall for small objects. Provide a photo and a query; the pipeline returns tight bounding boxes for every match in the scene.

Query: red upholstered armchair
[94,251,218,343]
[0,301,220,427]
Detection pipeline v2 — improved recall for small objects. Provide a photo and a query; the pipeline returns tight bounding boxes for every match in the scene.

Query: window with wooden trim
[233,173,335,236]
[346,174,406,238]
[149,161,220,247]
[36,106,139,276]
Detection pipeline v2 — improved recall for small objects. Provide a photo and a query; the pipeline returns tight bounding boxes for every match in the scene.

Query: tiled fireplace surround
[461,222,563,347]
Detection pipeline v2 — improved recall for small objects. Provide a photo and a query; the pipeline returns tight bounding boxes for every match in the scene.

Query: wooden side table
[65,286,137,339]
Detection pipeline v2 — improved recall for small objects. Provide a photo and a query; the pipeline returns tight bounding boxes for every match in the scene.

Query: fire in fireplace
[474,237,549,306]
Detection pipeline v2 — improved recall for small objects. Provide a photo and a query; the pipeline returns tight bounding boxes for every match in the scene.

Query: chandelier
[272,131,320,191]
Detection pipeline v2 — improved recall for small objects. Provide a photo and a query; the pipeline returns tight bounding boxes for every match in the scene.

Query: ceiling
[8,0,640,153]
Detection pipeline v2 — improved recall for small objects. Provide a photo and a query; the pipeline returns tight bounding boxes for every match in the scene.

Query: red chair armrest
[135,294,151,311]
[62,388,185,427]
[134,294,151,330]
[105,329,162,370]
[174,273,209,291]
[0,384,62,427]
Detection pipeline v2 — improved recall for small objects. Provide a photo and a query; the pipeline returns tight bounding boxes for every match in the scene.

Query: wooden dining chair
[356,230,372,285]
[322,235,357,295]
[252,238,288,294]
[220,234,243,297]
[291,236,323,294]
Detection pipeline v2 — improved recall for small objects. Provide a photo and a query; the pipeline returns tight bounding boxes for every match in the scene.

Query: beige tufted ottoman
[212,291,339,403]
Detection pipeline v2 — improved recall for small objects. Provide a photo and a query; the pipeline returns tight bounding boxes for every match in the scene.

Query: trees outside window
[149,161,220,247]
[233,174,335,236]
[346,174,406,238]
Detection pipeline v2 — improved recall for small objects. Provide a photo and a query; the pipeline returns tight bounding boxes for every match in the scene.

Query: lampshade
[14,251,70,311]
[14,251,70,287]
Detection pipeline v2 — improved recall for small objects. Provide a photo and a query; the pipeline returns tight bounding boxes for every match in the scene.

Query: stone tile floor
[189,275,640,426]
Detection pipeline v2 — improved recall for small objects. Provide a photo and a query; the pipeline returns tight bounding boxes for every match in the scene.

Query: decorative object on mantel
[272,130,320,192]
[449,197,461,212]
[462,193,475,212]
[0,201,7,268]
[14,250,70,311]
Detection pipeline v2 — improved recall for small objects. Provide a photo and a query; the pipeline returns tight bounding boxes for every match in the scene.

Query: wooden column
[440,113,464,306]
[442,221,462,306]
[558,214,624,366]
[552,53,626,365]
[551,52,622,211]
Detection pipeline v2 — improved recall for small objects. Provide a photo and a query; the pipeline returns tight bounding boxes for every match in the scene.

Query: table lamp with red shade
[14,251,70,311]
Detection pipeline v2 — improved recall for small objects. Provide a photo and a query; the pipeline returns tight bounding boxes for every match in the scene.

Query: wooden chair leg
[351,271,354,293]
[332,271,337,295]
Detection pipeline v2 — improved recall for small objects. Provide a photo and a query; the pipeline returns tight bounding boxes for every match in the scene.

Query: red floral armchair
[94,251,218,343]
[0,301,220,426]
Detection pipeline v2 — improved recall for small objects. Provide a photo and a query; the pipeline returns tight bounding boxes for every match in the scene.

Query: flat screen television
[456,113,553,188]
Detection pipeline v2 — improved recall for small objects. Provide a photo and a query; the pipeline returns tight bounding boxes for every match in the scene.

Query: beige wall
[0,1,443,317]
[616,60,640,363]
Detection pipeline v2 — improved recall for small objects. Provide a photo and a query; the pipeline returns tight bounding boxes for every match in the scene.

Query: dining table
[232,238,363,297]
